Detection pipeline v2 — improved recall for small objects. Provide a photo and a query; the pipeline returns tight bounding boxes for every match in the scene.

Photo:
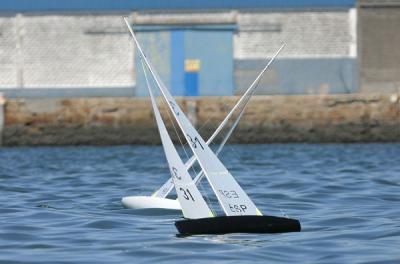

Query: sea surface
[0,144,399,263]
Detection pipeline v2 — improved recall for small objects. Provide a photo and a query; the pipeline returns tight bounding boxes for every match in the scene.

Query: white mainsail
[152,45,284,198]
[125,18,260,216]
[141,59,213,219]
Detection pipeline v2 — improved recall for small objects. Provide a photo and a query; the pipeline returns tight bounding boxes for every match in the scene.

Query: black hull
[175,215,301,235]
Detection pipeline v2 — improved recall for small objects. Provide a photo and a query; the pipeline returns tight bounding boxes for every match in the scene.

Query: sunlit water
[0,144,399,263]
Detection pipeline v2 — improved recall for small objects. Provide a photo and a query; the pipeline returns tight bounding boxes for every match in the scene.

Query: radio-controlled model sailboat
[123,17,301,235]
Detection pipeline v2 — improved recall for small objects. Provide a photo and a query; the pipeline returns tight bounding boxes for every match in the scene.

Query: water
[0,144,399,263]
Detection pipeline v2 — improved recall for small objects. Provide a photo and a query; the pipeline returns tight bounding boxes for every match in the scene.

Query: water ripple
[0,144,399,263]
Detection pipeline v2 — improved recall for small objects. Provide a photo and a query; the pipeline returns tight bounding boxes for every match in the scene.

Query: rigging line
[151,79,201,179]
[195,98,246,139]
[193,137,218,215]
[157,88,192,164]
[198,174,217,215]
[218,123,243,165]
[193,63,265,189]
[216,73,263,171]
[142,58,207,208]
[141,55,208,211]
[155,87,259,151]
[165,104,199,176]
[140,60,189,159]
[141,57,194,175]
[195,117,213,140]
[227,144,243,165]
[196,106,239,215]
[224,101,253,164]
[160,98,235,150]
[140,58,202,204]
[159,91,219,214]
[165,94,253,150]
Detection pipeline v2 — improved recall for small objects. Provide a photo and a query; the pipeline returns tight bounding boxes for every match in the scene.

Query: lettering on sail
[218,190,239,199]
[186,134,204,150]
[170,166,181,180]
[179,187,195,201]
[218,189,248,213]
[169,101,180,116]
[229,204,247,213]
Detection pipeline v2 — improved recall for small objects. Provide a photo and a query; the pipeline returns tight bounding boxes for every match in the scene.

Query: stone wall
[3,93,399,146]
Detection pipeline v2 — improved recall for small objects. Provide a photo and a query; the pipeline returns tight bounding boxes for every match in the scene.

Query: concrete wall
[235,58,357,95]
[234,9,357,94]
[358,1,400,93]
[0,15,18,88]
[0,13,134,89]
[3,93,399,146]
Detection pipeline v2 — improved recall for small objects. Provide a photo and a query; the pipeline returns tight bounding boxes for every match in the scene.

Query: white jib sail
[125,18,274,216]
[152,45,283,198]
[141,59,213,219]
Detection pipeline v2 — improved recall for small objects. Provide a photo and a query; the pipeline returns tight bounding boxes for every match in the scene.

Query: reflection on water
[203,234,266,248]
[0,144,399,263]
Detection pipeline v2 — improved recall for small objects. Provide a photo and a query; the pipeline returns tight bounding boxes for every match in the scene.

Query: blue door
[184,30,234,96]
[135,26,234,96]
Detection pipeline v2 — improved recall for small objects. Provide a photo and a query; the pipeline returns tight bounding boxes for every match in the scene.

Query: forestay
[125,18,262,216]
[141,59,213,219]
